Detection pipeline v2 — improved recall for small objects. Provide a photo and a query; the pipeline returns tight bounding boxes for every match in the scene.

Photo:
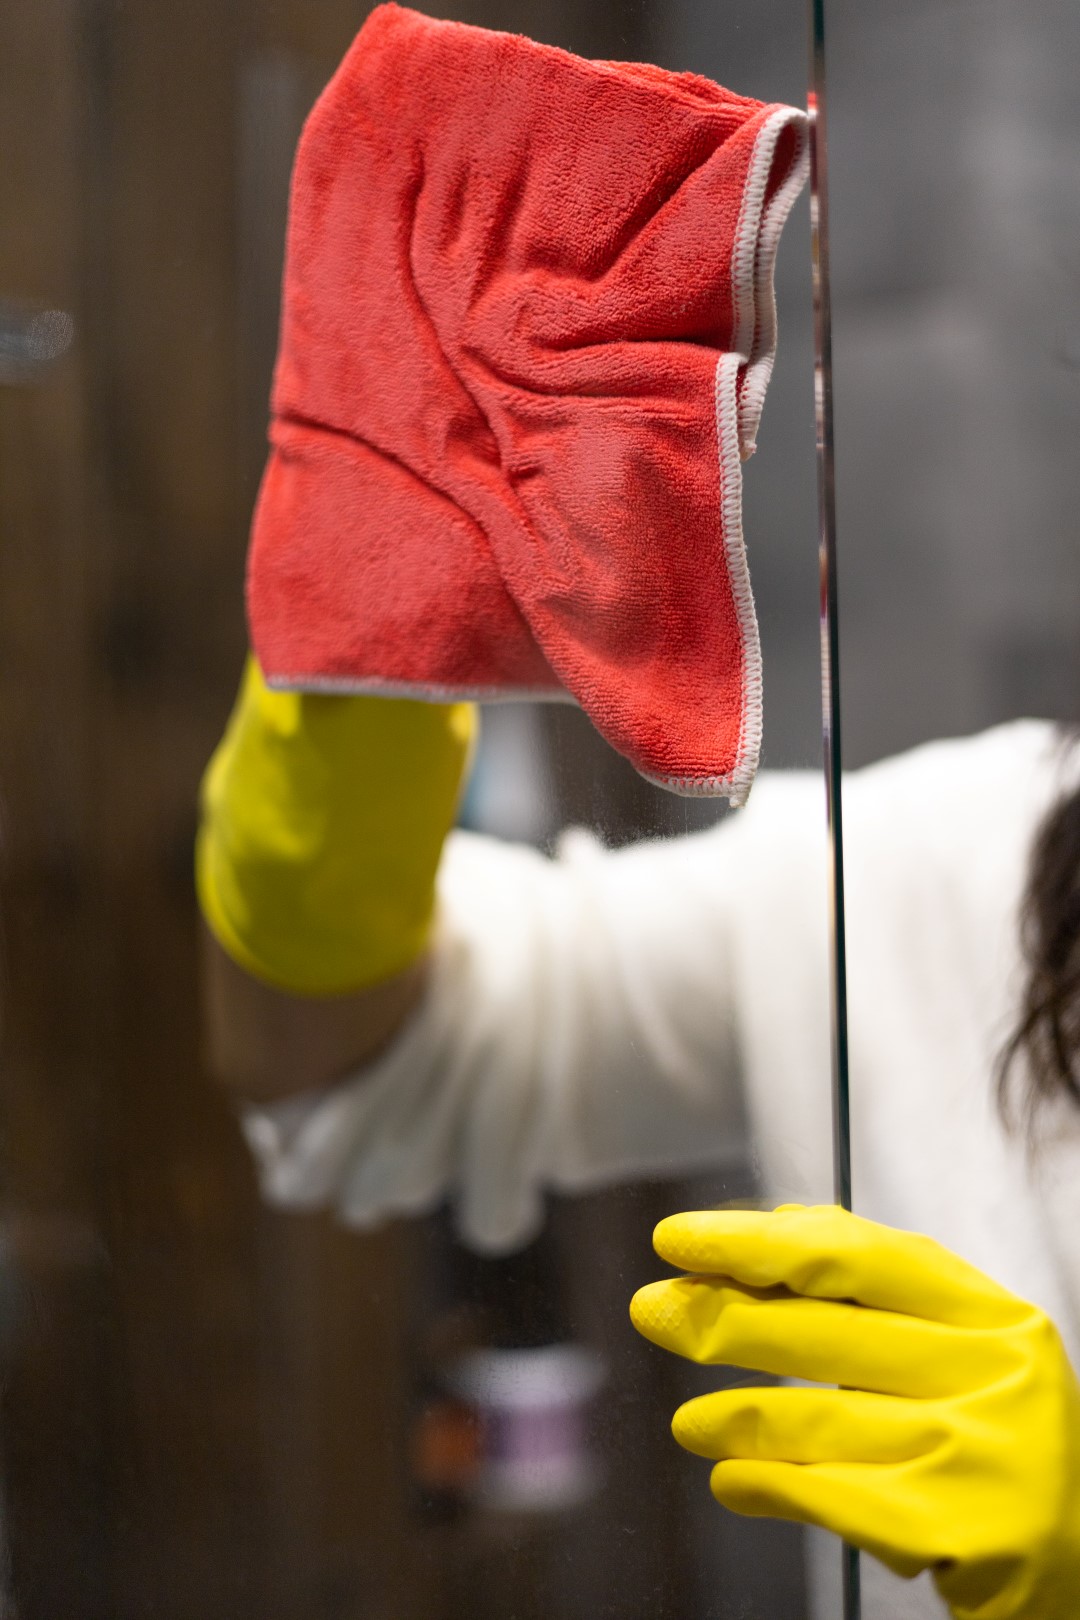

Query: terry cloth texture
[247,4,809,803]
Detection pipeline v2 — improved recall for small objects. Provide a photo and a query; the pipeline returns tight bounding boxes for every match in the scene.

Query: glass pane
[6,1,1077,1619]
[821,4,1080,1617]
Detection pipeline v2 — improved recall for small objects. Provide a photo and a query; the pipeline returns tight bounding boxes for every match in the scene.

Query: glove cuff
[196,658,477,996]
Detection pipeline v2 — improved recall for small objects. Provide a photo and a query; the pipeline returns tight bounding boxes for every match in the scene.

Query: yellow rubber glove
[196,657,477,995]
[630,1204,1080,1620]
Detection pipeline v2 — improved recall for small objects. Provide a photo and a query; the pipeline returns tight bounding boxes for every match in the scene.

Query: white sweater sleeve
[240,774,826,1252]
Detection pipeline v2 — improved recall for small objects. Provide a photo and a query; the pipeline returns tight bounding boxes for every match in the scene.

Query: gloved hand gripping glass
[631,1204,1080,1620]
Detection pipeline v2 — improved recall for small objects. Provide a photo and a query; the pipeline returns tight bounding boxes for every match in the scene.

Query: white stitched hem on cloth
[265,674,577,704]
[646,104,809,810]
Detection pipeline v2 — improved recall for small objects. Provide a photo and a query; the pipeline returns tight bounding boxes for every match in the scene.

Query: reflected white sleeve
[241,784,810,1252]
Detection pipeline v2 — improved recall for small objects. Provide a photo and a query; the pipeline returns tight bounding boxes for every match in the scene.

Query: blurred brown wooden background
[0,1,813,1616]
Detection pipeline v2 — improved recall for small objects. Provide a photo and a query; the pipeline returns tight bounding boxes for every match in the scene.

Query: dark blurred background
[1,0,1078,1616]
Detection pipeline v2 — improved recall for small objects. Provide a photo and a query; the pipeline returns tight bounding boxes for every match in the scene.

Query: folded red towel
[248,4,808,803]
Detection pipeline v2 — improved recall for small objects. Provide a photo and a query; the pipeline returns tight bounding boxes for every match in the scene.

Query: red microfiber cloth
[248,4,808,803]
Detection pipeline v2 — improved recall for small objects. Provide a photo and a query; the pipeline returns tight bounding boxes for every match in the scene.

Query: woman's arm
[197,659,824,1250]
[200,929,427,1102]
[232,805,820,1251]
[196,659,475,1099]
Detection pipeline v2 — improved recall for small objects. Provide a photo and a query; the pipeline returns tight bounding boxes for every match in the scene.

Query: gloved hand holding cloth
[248,3,808,804]
[631,1203,1080,1620]
[198,7,809,1007]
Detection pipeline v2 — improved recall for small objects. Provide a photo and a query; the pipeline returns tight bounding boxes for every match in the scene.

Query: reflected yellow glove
[630,1204,1080,1620]
[196,657,476,995]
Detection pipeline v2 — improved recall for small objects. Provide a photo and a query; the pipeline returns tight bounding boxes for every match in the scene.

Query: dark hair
[999,757,1080,1126]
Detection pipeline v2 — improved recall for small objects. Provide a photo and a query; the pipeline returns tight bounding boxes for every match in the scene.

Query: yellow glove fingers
[652,1206,1022,1329]
[637,1207,1080,1620]
[672,1385,946,1466]
[630,1276,998,1396]
[707,1459,931,1582]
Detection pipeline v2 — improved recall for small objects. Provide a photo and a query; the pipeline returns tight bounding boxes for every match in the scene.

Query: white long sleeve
[242,798,782,1251]
[243,720,1069,1270]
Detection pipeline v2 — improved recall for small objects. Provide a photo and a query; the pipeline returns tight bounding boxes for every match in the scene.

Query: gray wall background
[652,0,1080,774]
